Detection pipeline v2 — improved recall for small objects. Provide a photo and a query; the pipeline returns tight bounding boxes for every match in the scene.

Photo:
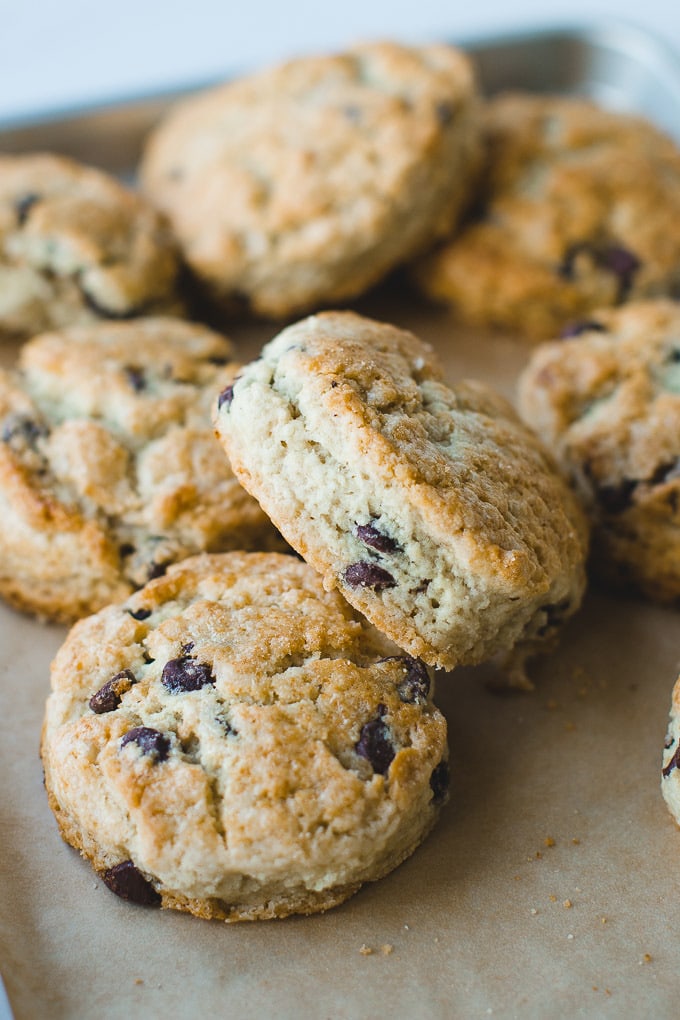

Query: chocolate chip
[1,412,49,447]
[120,726,170,762]
[663,745,680,778]
[597,479,638,514]
[217,384,235,410]
[430,760,450,804]
[380,656,430,704]
[119,543,135,558]
[147,560,169,581]
[354,521,401,554]
[436,101,454,125]
[559,320,607,338]
[161,655,215,694]
[355,705,395,775]
[123,365,146,392]
[102,860,161,906]
[89,669,137,714]
[15,192,40,225]
[343,562,397,591]
[126,607,151,621]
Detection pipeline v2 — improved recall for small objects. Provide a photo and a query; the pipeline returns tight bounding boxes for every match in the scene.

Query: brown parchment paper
[2,291,680,1020]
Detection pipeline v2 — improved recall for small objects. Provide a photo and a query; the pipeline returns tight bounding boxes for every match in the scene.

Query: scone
[0,153,183,339]
[0,317,281,622]
[41,551,449,921]
[518,300,680,602]
[213,311,589,674]
[412,93,680,339]
[140,41,481,318]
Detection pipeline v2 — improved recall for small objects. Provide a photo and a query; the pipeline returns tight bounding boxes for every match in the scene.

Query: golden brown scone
[41,551,449,921]
[518,300,680,601]
[0,318,282,622]
[214,311,589,675]
[412,93,680,339]
[140,41,481,318]
[0,153,183,339]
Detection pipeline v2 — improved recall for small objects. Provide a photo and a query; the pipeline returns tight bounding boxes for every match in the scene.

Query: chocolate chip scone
[140,41,481,319]
[214,311,589,675]
[0,317,281,622]
[0,153,183,339]
[518,300,680,602]
[41,551,448,921]
[412,93,680,340]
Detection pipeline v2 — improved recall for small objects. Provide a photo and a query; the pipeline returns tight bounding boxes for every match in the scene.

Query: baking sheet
[2,23,680,1020]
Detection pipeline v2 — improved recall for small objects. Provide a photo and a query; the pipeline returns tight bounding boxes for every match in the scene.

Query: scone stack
[2,36,678,922]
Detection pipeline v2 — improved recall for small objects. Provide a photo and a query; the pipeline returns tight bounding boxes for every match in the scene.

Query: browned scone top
[412,92,680,339]
[518,299,680,601]
[0,317,282,622]
[214,311,589,673]
[41,551,448,921]
[140,41,481,318]
[0,153,183,339]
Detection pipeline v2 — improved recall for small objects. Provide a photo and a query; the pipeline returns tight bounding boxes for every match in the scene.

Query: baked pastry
[0,317,281,621]
[140,41,481,318]
[518,299,680,601]
[41,551,449,921]
[214,310,589,674]
[0,153,183,339]
[412,93,680,339]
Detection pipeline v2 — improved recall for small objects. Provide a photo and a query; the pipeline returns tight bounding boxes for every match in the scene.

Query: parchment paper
[1,290,680,1020]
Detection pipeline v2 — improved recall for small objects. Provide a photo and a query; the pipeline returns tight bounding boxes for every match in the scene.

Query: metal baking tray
[2,22,680,1020]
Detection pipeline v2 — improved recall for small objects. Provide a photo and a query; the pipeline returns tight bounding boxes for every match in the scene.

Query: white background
[0,0,680,123]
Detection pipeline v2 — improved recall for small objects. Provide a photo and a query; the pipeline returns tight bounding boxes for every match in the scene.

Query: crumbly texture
[141,41,481,318]
[0,318,281,622]
[412,93,680,340]
[0,153,183,340]
[214,311,589,672]
[518,300,680,602]
[661,673,680,823]
[41,551,448,921]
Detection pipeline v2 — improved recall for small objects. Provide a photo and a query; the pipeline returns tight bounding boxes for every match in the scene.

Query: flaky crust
[214,311,589,670]
[42,552,448,921]
[141,41,481,317]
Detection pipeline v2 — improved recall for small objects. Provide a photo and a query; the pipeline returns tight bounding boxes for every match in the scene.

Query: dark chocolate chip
[663,744,680,778]
[120,726,170,762]
[15,192,40,225]
[559,320,607,338]
[102,860,161,906]
[355,705,395,775]
[380,655,430,704]
[217,383,235,410]
[119,543,135,558]
[123,365,146,392]
[436,101,454,125]
[597,479,638,514]
[343,562,396,591]
[354,521,401,554]
[430,760,450,804]
[1,412,49,447]
[147,560,169,581]
[89,669,137,714]
[161,655,216,694]
[126,606,151,621]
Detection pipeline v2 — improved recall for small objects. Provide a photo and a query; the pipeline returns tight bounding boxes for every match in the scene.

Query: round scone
[412,93,680,340]
[518,300,680,602]
[41,551,449,921]
[0,153,182,339]
[214,311,589,673]
[0,317,282,622]
[140,41,481,319]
